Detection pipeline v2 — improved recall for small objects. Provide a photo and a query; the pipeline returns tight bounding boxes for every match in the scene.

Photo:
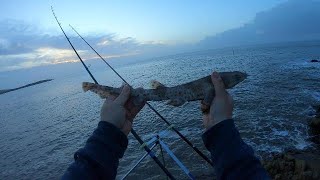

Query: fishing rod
[69,25,214,167]
[51,9,97,84]
[51,6,175,179]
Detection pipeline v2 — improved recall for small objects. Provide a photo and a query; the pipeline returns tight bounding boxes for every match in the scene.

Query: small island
[0,79,53,95]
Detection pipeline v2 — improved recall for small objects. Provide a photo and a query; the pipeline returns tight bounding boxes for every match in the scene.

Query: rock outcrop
[262,105,320,179]
[312,105,320,117]
[309,105,320,145]
[310,117,320,145]
[262,150,320,180]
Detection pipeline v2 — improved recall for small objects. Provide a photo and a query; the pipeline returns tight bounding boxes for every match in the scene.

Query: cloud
[199,0,320,48]
[7,0,319,72]
[0,19,184,72]
[97,39,110,46]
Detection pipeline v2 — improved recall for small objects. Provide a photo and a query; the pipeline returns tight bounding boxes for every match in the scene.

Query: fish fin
[150,80,166,89]
[166,98,186,107]
[82,82,95,92]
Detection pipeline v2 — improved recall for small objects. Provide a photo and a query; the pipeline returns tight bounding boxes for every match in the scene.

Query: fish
[82,71,247,107]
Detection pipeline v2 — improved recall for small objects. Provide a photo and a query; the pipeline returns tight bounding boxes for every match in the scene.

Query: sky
[200,0,320,47]
[0,0,287,43]
[1,0,319,72]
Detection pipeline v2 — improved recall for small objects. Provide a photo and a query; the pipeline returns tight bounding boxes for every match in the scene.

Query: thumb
[114,85,130,105]
[211,72,226,97]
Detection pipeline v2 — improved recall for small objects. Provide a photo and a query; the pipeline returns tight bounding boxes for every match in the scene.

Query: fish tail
[82,82,96,92]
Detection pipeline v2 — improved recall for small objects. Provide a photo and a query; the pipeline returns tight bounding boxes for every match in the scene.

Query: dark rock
[310,118,320,128]
[312,105,320,118]
[309,105,320,145]
[309,117,320,144]
[293,153,320,179]
[310,59,319,63]
[262,150,320,180]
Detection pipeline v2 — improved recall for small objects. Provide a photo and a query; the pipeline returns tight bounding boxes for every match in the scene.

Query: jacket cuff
[202,119,255,177]
[202,119,235,150]
[76,121,128,168]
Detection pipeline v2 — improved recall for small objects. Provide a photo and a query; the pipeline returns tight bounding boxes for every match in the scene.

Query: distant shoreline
[0,79,53,95]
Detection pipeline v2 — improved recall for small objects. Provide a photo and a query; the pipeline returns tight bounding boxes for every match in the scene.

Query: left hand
[201,72,234,130]
[100,85,145,135]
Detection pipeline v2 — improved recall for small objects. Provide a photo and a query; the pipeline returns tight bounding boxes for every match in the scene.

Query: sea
[0,42,320,179]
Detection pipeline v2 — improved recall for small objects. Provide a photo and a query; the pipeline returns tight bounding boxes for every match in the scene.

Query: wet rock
[309,117,320,145]
[262,150,320,180]
[308,105,320,145]
[310,118,320,128]
[310,59,319,63]
[313,105,320,118]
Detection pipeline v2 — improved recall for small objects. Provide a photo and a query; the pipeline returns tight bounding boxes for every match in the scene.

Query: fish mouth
[236,71,247,82]
[223,71,247,88]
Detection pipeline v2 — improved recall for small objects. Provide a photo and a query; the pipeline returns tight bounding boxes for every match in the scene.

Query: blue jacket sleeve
[202,119,270,180]
[62,121,128,180]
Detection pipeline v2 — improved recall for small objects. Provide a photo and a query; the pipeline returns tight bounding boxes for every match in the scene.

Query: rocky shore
[262,149,320,179]
[309,105,320,145]
[262,105,320,180]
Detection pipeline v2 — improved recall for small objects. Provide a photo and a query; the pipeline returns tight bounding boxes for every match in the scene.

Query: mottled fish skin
[82,71,247,106]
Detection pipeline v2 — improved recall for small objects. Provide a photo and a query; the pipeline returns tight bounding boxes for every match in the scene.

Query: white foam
[312,91,320,101]
[273,130,289,137]
[294,138,311,150]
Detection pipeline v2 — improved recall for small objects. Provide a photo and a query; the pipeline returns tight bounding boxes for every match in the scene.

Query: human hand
[100,85,145,135]
[201,72,234,130]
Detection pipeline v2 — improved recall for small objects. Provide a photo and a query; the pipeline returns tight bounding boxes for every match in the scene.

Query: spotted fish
[82,71,247,106]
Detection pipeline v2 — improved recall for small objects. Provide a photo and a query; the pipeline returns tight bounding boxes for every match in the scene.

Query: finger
[104,95,116,104]
[227,93,234,108]
[124,98,136,112]
[127,99,146,119]
[200,100,210,114]
[125,110,134,121]
[114,85,130,105]
[211,71,226,97]
[121,120,132,135]
[203,114,210,127]
[203,90,214,105]
[130,101,145,116]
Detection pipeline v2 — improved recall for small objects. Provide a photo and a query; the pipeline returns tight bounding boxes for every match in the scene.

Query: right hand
[100,85,145,135]
[201,72,234,130]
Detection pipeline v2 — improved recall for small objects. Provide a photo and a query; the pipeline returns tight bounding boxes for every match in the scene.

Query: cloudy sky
[1,0,319,72]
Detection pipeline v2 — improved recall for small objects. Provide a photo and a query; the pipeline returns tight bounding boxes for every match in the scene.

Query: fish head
[221,71,247,88]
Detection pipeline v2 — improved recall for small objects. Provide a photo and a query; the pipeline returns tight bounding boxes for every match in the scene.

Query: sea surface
[0,43,320,179]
